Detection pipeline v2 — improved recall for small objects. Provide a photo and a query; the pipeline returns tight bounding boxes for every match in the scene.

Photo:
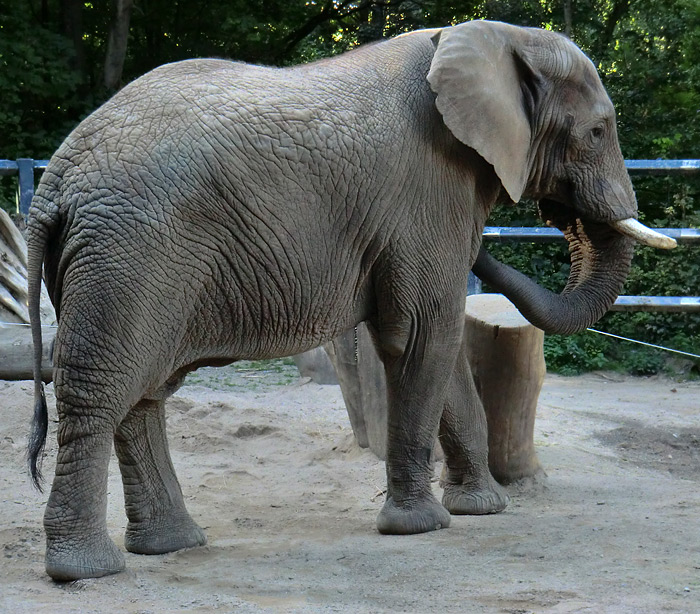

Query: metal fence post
[17,158,35,216]
[467,271,482,295]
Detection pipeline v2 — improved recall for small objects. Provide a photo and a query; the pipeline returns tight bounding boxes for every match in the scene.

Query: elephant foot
[45,533,125,581]
[442,480,510,515]
[376,495,451,535]
[125,512,207,555]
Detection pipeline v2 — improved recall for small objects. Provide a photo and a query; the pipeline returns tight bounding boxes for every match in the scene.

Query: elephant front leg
[373,306,462,535]
[114,398,206,555]
[439,339,509,515]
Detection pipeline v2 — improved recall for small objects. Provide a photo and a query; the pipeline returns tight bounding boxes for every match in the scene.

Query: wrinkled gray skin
[27,21,639,581]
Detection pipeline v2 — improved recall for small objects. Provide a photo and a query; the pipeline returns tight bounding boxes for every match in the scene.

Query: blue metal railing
[2,158,699,312]
[0,158,47,216]
[625,159,700,176]
[482,226,700,243]
[479,226,700,312]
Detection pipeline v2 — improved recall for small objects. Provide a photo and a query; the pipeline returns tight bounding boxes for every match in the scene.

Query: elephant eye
[590,126,604,140]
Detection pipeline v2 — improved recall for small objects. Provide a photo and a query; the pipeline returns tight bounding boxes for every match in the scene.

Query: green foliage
[1,0,698,374]
[543,333,610,375]
[543,325,698,378]
[595,0,700,160]
[0,3,92,158]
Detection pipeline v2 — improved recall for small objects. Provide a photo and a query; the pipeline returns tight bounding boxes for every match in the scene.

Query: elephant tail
[26,198,56,492]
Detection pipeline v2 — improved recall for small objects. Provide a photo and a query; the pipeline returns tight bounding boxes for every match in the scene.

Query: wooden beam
[0,324,54,382]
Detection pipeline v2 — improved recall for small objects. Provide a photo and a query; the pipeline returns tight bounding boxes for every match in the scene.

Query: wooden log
[0,207,57,381]
[463,294,545,483]
[0,324,55,381]
[0,207,56,328]
[0,208,30,323]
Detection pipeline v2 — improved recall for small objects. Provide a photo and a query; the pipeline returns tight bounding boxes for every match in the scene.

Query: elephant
[25,20,674,581]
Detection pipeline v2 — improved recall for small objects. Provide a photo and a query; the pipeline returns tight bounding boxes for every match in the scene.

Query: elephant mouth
[537,197,602,245]
[538,197,579,232]
[537,197,676,249]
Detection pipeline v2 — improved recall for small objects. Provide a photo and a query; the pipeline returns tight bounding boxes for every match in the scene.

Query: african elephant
[26,20,673,581]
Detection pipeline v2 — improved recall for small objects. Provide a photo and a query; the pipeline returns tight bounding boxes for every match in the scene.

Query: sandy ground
[1,363,699,614]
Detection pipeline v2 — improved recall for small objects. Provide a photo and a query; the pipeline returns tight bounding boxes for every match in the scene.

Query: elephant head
[427,20,675,334]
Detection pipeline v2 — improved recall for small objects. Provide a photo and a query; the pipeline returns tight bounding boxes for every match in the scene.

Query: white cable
[587,328,700,360]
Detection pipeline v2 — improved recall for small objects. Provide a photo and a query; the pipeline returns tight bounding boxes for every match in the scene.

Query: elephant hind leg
[44,367,127,581]
[115,397,206,555]
[439,341,509,515]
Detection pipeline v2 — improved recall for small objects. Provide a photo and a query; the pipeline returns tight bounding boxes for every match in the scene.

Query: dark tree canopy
[2,0,698,161]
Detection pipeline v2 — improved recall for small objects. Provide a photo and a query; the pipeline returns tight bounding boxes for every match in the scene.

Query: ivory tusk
[610,218,677,249]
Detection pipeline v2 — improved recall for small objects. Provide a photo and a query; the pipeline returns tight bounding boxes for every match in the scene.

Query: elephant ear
[427,20,537,203]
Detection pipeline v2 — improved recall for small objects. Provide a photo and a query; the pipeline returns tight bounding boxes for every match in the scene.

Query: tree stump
[463,294,545,483]
[325,295,546,483]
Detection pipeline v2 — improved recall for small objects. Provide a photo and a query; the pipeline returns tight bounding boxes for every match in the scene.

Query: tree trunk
[104,0,134,91]
[594,0,632,60]
[60,0,85,75]
[563,0,573,38]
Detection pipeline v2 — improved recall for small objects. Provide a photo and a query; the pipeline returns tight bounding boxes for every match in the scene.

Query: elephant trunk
[472,158,679,335]
[472,217,635,335]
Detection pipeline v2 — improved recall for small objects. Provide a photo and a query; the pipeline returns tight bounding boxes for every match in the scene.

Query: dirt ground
[1,363,699,614]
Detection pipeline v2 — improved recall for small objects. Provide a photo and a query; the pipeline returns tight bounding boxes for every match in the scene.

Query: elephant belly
[181,251,370,364]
